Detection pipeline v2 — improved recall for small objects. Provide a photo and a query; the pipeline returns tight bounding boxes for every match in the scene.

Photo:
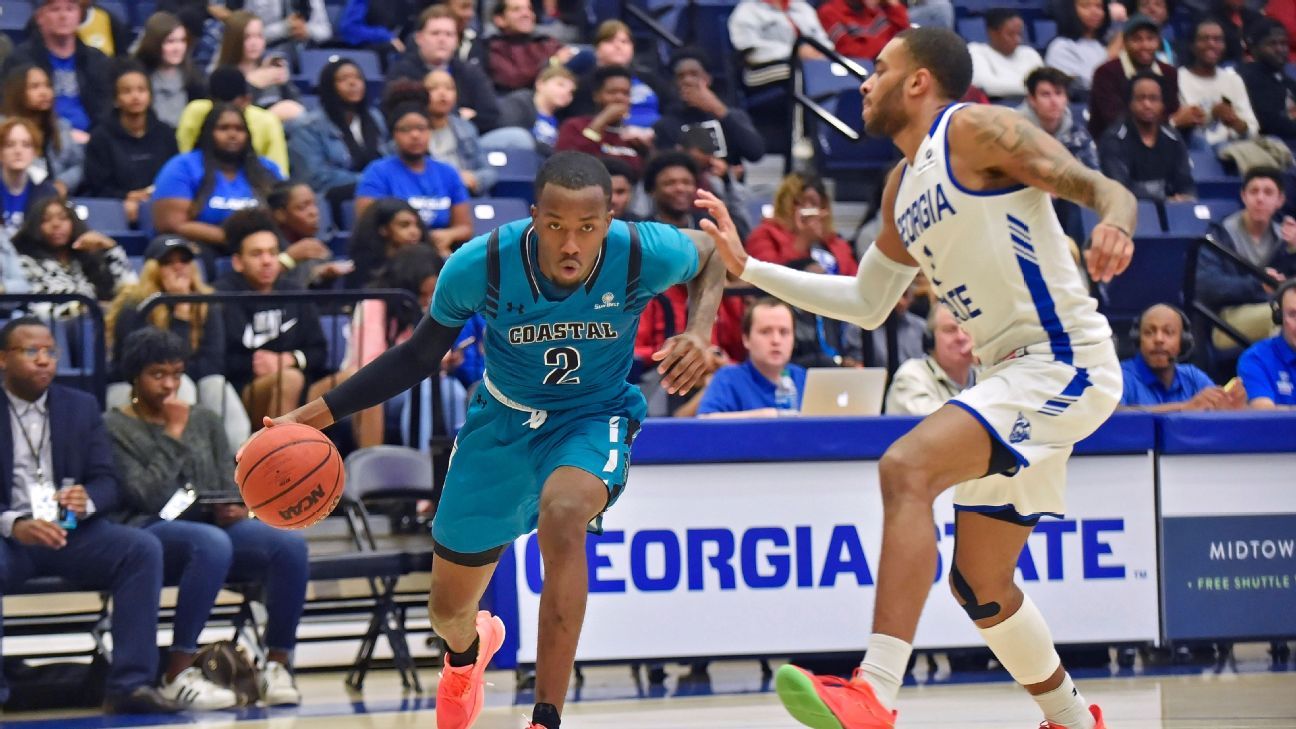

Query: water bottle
[774,371,797,415]
[57,477,77,530]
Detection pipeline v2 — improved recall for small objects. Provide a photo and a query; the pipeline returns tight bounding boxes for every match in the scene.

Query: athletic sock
[446,636,480,668]
[531,701,561,728]
[1033,673,1094,729]
[858,633,912,710]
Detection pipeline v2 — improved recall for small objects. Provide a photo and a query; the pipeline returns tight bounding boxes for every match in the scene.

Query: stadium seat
[298,49,382,90]
[1164,198,1241,236]
[316,196,335,235]
[137,199,156,238]
[470,198,529,236]
[1188,149,1241,199]
[71,197,147,255]
[957,17,988,44]
[1032,19,1057,49]
[319,313,350,372]
[0,1,32,44]
[745,198,773,227]
[339,200,356,233]
[1095,235,1197,337]
[132,0,156,29]
[801,58,869,100]
[1081,200,1163,237]
[485,149,541,202]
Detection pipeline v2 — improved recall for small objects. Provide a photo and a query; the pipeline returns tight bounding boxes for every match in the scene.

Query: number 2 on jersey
[543,346,582,385]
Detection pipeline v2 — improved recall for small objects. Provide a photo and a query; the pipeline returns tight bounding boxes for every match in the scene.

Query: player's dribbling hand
[653,332,710,395]
[694,189,747,278]
[1085,222,1133,283]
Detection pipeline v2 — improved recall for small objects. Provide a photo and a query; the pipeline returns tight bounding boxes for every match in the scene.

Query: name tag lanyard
[8,400,50,488]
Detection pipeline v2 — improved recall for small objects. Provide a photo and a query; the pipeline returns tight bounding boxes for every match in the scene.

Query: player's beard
[863,78,908,139]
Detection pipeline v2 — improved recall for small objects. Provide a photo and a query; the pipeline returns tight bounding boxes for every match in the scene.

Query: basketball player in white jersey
[695,27,1135,729]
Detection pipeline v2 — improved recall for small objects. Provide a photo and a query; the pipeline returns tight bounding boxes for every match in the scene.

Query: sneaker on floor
[160,667,239,710]
[260,660,301,706]
[776,665,897,729]
[436,610,506,729]
[102,685,184,714]
[1041,704,1107,729]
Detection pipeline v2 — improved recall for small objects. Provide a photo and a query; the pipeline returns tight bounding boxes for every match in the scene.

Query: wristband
[292,350,307,370]
[278,252,298,270]
[581,127,603,143]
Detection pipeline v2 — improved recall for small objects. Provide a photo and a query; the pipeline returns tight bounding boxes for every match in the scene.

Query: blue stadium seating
[470,198,529,236]
[1032,19,1058,50]
[1096,236,1198,336]
[71,197,147,255]
[957,17,988,44]
[1164,198,1241,236]
[298,49,383,90]
[0,1,32,44]
[132,0,156,29]
[340,200,356,233]
[98,0,128,28]
[316,196,335,235]
[319,313,350,372]
[745,198,773,227]
[485,149,541,203]
[1188,149,1242,198]
[801,59,869,100]
[1082,200,1164,238]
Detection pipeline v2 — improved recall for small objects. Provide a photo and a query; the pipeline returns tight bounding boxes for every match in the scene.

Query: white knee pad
[976,594,1062,686]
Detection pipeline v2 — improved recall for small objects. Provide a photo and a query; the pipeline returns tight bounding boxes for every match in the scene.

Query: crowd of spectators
[0,0,1295,710]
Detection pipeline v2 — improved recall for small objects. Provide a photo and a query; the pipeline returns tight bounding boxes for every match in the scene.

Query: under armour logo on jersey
[594,291,620,310]
[1009,412,1032,444]
[507,302,526,315]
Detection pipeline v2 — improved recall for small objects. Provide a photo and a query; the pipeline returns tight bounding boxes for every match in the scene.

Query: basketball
[236,423,344,530]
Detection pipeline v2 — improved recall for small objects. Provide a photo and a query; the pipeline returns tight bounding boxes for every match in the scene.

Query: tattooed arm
[948,104,1136,282]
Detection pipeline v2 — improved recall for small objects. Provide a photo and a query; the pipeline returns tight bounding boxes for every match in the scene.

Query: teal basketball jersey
[431,218,700,411]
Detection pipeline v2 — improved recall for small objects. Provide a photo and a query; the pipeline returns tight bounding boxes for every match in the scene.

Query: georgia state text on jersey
[431,218,700,411]
[893,103,1112,367]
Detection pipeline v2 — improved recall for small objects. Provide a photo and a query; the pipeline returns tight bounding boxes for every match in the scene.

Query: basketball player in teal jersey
[262,152,725,729]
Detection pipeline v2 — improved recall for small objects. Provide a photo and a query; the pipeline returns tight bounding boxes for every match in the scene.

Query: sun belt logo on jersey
[595,292,620,310]
[1010,411,1032,444]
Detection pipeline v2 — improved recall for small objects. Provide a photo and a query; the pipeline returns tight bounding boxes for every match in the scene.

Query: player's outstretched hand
[1086,222,1134,283]
[694,189,748,279]
[653,331,711,395]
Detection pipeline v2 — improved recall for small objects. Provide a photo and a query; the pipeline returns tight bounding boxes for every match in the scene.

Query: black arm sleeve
[321,316,465,421]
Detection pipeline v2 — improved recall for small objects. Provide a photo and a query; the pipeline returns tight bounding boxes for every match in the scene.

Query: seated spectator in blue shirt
[0,118,58,240]
[1238,280,1296,408]
[150,102,283,279]
[697,297,806,417]
[1119,303,1245,411]
[355,99,472,257]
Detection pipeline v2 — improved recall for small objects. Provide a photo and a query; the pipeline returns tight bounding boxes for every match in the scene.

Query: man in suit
[0,317,179,714]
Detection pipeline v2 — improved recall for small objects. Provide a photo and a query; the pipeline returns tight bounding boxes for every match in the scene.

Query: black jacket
[1198,214,1296,309]
[0,385,122,518]
[111,299,226,383]
[385,53,501,133]
[654,105,766,164]
[1097,120,1196,202]
[213,274,329,391]
[1239,62,1296,139]
[1,38,112,130]
[81,112,179,198]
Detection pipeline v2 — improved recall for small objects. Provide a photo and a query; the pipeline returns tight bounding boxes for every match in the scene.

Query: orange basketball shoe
[776,665,897,729]
[436,611,506,729]
[1041,705,1107,729]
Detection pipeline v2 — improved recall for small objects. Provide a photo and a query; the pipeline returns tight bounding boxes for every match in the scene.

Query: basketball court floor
[4,646,1293,729]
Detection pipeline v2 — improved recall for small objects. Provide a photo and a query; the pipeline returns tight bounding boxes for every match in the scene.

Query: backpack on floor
[193,641,260,707]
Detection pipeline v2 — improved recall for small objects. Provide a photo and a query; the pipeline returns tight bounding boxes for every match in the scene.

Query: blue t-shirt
[432,219,699,411]
[534,112,559,147]
[48,51,90,132]
[2,184,32,236]
[1119,355,1216,406]
[356,156,469,230]
[627,76,660,129]
[152,151,284,226]
[1237,335,1296,405]
[697,360,807,414]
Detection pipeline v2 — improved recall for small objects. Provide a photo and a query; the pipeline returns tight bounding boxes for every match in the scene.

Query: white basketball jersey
[893,103,1112,367]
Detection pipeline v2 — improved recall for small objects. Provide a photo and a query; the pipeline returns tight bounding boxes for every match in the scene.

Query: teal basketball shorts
[430,381,646,566]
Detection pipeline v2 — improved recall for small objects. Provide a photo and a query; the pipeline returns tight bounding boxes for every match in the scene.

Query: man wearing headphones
[1237,279,1296,409]
[884,304,976,415]
[1119,303,1244,411]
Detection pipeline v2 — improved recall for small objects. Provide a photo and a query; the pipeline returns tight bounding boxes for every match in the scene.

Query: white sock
[858,633,912,709]
[1033,673,1094,729]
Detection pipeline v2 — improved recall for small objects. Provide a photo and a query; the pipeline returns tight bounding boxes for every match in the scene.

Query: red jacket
[634,284,748,364]
[555,116,644,175]
[486,34,564,91]
[817,0,908,61]
[745,218,859,276]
